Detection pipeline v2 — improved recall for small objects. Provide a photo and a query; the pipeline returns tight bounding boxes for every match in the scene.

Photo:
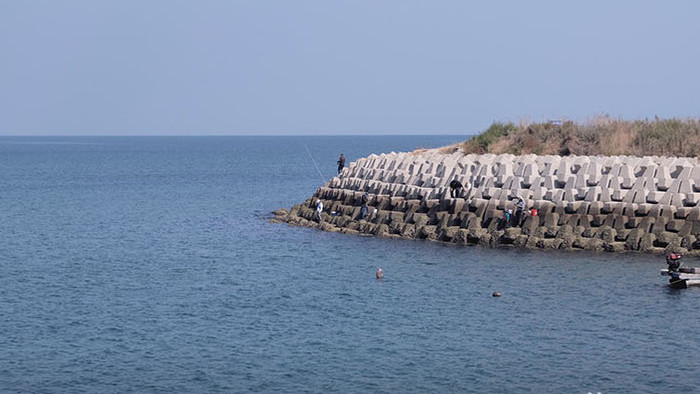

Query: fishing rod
[303,144,327,183]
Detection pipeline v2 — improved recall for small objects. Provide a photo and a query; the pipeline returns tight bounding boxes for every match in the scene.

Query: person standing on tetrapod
[337,154,346,174]
[514,196,526,227]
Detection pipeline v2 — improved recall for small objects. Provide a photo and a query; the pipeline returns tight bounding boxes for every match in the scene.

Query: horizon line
[0,132,477,137]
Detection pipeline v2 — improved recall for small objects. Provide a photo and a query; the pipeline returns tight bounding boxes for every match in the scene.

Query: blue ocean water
[1,135,700,393]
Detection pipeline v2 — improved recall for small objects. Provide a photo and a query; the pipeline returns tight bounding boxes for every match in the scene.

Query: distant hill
[444,117,700,157]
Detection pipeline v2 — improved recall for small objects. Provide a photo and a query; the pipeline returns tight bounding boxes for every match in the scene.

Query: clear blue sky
[1,0,698,135]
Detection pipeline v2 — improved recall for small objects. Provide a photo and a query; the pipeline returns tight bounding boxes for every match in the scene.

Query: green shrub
[462,122,516,153]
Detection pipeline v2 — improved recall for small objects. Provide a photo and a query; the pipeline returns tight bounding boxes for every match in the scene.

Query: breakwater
[274,149,700,254]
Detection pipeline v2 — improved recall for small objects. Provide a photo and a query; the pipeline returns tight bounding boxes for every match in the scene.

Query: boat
[660,253,700,289]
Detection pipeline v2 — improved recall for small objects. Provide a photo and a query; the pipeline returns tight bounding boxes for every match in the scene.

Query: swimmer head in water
[376,268,383,279]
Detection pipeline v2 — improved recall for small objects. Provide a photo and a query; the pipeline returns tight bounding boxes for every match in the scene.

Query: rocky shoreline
[273,149,700,255]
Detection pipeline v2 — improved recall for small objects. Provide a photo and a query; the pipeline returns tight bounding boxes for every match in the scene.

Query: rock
[413,213,429,227]
[602,242,626,252]
[513,235,529,247]
[525,235,541,249]
[682,234,697,250]
[531,226,547,238]
[521,217,539,234]
[272,208,289,217]
[666,219,685,233]
[571,236,587,249]
[478,232,493,246]
[544,226,558,239]
[419,225,438,240]
[615,229,630,242]
[625,228,643,251]
[599,226,617,243]
[665,246,688,255]
[639,233,656,252]
[556,225,576,249]
[275,150,700,255]
[388,221,404,235]
[585,238,605,252]
[655,231,681,248]
[537,238,563,249]
[400,224,417,238]
[439,226,459,242]
[544,213,559,227]
[454,229,470,245]
[321,223,339,232]
[466,228,485,244]
[581,227,598,238]
[374,224,390,236]
[500,228,519,244]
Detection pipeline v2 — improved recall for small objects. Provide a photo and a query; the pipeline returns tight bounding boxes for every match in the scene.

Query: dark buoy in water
[376,268,383,279]
[492,291,502,297]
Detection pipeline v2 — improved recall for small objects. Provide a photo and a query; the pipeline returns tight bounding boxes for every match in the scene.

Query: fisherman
[667,252,683,272]
[337,154,346,174]
[315,199,324,223]
[360,192,369,220]
[514,196,526,227]
[503,209,512,228]
[449,178,468,198]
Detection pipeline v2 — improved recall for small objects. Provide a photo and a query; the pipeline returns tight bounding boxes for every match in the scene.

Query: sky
[1,0,698,135]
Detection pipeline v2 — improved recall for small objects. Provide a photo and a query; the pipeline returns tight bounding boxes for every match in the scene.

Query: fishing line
[304,144,327,183]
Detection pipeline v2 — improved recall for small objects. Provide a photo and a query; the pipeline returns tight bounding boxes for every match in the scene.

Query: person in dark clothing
[449,179,467,198]
[337,154,346,173]
[360,192,369,219]
[514,197,526,226]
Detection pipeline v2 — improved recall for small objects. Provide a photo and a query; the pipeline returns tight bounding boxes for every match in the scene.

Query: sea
[1,135,700,393]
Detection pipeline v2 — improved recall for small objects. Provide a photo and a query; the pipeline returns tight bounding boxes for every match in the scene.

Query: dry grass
[437,145,460,154]
[458,117,700,157]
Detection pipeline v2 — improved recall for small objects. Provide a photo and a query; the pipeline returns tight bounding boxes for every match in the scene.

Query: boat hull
[661,269,700,288]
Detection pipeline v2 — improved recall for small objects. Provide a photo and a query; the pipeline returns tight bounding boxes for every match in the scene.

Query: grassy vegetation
[464,122,518,154]
[456,117,700,157]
